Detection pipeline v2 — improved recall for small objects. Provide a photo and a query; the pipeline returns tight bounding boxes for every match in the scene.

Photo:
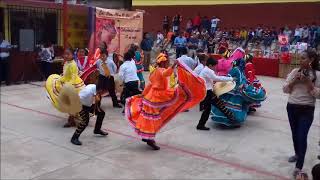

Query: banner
[89,7,143,60]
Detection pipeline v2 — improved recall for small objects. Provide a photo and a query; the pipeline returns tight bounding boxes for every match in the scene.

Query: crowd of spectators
[155,14,320,58]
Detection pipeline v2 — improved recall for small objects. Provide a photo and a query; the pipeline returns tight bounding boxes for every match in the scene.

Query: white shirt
[0,40,11,58]
[178,55,197,70]
[194,63,204,75]
[199,66,233,90]
[211,18,220,28]
[119,60,139,83]
[156,33,164,44]
[294,28,302,37]
[79,84,96,107]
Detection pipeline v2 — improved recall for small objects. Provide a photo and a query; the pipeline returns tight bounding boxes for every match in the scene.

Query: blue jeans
[287,103,315,169]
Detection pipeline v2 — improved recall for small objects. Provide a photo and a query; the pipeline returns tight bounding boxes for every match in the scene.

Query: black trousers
[123,81,141,102]
[73,104,105,137]
[197,90,236,127]
[287,103,315,169]
[0,57,10,85]
[98,75,119,106]
[198,90,214,127]
[41,61,52,79]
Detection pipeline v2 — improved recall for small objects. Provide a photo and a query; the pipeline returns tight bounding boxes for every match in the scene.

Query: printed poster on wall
[89,7,143,58]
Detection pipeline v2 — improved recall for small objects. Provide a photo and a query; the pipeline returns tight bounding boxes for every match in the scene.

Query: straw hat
[213,81,236,97]
[56,83,82,115]
[113,74,124,94]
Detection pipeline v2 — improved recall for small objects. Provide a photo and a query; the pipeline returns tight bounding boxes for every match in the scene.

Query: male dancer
[71,83,108,145]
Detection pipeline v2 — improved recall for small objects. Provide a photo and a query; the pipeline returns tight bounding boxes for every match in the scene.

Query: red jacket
[193,16,201,26]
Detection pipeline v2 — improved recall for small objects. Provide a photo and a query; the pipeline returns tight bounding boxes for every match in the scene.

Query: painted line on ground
[1,101,289,180]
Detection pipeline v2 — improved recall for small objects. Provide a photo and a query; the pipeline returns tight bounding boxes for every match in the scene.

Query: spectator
[207,36,215,54]
[222,28,229,39]
[210,16,220,34]
[193,13,201,30]
[198,35,205,51]
[283,26,293,39]
[172,14,182,33]
[234,29,241,42]
[140,32,153,71]
[248,28,255,42]
[309,23,318,47]
[218,37,229,54]
[255,26,263,41]
[215,28,223,39]
[186,18,193,33]
[201,16,211,32]
[162,16,170,34]
[293,25,303,44]
[0,32,11,85]
[283,49,320,179]
[39,42,54,79]
[240,27,248,42]
[188,34,199,58]
[156,31,164,47]
[271,27,278,41]
[302,25,309,42]
[263,28,272,47]
[174,32,187,58]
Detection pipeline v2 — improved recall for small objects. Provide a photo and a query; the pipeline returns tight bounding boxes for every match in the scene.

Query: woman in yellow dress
[45,48,85,127]
[126,53,206,150]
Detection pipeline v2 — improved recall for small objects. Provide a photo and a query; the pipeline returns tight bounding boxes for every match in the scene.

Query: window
[7,5,61,50]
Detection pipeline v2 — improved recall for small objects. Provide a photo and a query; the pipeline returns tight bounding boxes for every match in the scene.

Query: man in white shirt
[177,47,198,70]
[196,57,236,130]
[96,50,122,108]
[210,16,220,34]
[71,84,108,146]
[194,53,206,75]
[119,51,141,112]
[0,32,11,85]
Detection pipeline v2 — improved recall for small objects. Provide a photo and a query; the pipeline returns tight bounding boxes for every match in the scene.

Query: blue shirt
[174,36,187,48]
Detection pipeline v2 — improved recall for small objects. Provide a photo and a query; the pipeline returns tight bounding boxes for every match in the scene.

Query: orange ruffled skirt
[125,62,206,139]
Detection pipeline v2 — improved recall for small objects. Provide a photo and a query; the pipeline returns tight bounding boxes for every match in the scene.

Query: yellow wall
[133,0,320,6]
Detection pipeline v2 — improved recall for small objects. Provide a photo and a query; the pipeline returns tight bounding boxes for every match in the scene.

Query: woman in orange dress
[125,53,206,150]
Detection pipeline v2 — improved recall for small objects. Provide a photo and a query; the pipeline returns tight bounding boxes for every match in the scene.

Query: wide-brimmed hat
[213,81,236,97]
[56,83,82,115]
[113,74,124,93]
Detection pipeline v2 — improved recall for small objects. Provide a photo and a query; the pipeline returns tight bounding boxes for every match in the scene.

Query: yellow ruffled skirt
[45,74,85,112]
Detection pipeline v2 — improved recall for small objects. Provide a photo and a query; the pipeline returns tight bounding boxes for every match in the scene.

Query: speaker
[19,29,34,52]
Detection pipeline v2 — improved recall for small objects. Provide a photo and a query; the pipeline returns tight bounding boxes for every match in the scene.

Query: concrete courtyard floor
[1,75,319,179]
